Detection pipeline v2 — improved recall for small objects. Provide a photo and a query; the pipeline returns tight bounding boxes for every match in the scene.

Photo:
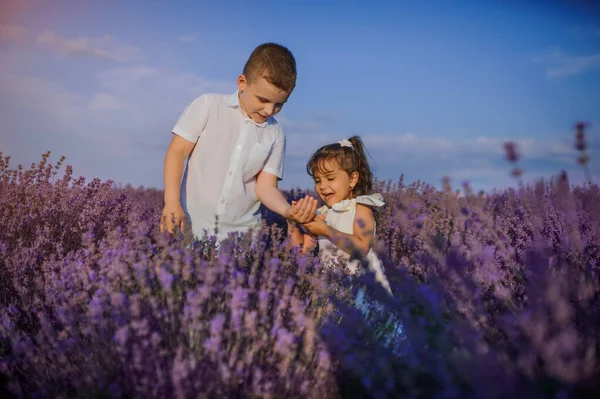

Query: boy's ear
[237,74,247,92]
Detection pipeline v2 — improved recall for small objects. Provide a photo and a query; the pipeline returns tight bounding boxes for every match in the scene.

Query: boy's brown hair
[243,43,297,93]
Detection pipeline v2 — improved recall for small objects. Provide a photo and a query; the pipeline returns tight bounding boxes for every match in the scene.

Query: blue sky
[1,0,599,192]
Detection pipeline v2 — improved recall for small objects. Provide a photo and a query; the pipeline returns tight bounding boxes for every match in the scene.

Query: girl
[288,136,392,295]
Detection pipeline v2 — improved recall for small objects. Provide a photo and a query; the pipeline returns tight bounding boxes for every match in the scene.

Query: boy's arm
[256,125,317,223]
[162,94,211,233]
[255,171,317,223]
[161,135,195,233]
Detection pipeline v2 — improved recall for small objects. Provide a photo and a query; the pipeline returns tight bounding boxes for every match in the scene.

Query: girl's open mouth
[323,193,334,202]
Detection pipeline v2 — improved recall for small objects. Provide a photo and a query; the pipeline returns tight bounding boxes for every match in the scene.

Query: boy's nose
[264,104,275,115]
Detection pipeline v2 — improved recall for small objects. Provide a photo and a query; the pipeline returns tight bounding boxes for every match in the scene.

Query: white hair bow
[338,138,354,150]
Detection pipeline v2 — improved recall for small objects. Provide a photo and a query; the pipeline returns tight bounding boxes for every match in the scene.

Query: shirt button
[236,145,241,150]
[228,171,233,176]
[221,199,225,204]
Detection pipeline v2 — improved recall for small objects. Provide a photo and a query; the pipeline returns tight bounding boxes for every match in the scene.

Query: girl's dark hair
[306,135,373,196]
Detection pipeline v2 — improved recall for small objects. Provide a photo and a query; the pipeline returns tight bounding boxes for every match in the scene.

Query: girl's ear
[350,171,359,187]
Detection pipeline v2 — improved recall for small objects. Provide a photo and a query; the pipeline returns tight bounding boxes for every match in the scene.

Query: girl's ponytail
[348,136,373,196]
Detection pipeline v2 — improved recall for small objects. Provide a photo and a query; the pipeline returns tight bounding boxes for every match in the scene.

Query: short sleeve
[355,193,385,208]
[171,94,212,143]
[261,123,286,180]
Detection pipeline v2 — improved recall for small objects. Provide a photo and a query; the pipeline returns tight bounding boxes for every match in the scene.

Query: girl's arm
[287,222,318,254]
[287,220,304,248]
[303,204,375,258]
[287,200,319,253]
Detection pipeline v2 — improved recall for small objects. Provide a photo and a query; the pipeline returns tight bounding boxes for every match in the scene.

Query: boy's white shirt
[172,90,286,241]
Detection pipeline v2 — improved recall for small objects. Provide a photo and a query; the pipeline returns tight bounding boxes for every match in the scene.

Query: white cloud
[1,36,596,193]
[0,73,85,128]
[96,66,159,89]
[533,49,600,78]
[547,53,600,78]
[362,133,575,160]
[177,34,196,43]
[0,62,237,188]
[277,116,324,133]
[89,92,123,110]
[276,115,597,192]
[36,30,142,63]
[271,113,596,191]
[365,133,455,153]
[95,66,233,98]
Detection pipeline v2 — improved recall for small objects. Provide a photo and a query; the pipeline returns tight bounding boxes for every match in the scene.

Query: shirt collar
[226,90,239,107]
[226,90,270,128]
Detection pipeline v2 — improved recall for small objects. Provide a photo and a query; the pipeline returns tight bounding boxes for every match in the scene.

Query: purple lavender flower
[504,141,519,162]
[2,151,600,398]
[574,122,589,152]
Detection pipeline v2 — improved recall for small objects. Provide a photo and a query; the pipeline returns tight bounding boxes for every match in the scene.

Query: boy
[160,43,317,241]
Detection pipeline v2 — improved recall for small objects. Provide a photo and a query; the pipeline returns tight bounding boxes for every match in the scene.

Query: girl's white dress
[316,193,392,295]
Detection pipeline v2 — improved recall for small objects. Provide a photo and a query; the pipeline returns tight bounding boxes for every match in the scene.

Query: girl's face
[313,159,359,207]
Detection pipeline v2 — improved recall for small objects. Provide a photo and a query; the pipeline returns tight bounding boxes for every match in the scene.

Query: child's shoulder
[186,91,236,106]
[330,193,385,212]
[193,92,231,105]
[354,193,385,208]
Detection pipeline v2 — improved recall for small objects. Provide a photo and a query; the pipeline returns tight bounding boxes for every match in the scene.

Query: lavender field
[1,133,599,398]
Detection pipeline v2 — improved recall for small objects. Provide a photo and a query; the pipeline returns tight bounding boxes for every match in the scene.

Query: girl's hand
[302,214,328,237]
[287,196,318,224]
[303,233,318,253]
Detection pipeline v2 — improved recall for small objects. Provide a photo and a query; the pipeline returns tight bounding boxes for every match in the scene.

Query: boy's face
[237,74,291,123]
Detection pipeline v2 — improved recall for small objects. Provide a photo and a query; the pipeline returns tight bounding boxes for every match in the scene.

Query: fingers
[160,212,182,234]
[295,195,317,223]
[293,198,308,222]
[159,215,169,233]
[291,198,302,212]
[289,198,306,221]
[308,198,318,221]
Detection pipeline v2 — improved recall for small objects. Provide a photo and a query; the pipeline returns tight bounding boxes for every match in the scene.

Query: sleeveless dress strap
[354,193,385,208]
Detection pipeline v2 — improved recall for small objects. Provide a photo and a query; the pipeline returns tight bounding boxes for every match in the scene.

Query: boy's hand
[160,203,187,234]
[302,214,329,237]
[287,195,318,224]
